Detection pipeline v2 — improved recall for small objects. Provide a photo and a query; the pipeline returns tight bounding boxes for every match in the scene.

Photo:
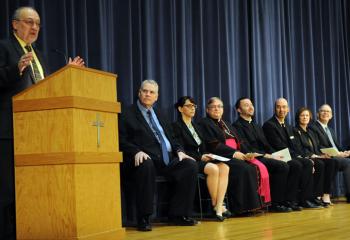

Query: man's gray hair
[274,97,288,109]
[140,80,159,92]
[318,104,332,113]
[12,6,37,20]
[206,97,223,108]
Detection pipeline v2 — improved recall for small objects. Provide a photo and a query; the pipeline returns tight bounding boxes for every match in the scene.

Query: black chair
[152,175,171,222]
[196,173,210,219]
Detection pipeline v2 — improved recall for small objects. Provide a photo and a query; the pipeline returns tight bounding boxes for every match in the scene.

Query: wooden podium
[12,65,124,240]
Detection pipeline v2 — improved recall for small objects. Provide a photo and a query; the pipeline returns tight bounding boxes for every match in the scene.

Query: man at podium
[119,80,198,231]
[0,6,84,238]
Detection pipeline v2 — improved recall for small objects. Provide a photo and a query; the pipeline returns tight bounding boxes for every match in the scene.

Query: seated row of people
[119,80,350,231]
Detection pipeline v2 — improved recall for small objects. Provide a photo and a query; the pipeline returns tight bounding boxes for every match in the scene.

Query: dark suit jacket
[294,125,323,157]
[119,103,183,164]
[262,116,303,158]
[172,119,207,161]
[309,121,343,151]
[198,117,249,158]
[0,34,49,138]
[233,117,276,154]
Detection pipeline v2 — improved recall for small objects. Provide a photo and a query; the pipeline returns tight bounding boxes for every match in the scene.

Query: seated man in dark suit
[309,104,350,203]
[233,97,297,212]
[119,80,198,231]
[262,98,322,209]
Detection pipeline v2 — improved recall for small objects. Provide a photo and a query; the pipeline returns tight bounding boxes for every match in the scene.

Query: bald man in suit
[262,98,322,209]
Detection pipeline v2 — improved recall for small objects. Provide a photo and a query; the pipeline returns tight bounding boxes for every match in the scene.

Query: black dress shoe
[137,216,152,231]
[270,204,292,213]
[285,201,303,211]
[222,209,232,218]
[214,214,225,222]
[313,199,329,208]
[301,200,323,209]
[346,194,350,203]
[169,216,197,226]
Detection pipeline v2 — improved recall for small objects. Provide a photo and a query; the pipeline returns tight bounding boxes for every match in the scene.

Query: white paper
[272,148,292,162]
[320,147,339,157]
[209,154,231,162]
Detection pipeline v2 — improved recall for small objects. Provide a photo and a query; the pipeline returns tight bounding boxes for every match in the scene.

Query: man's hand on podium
[68,56,85,67]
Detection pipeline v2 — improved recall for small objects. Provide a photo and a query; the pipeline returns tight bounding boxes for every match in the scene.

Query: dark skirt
[225,159,261,214]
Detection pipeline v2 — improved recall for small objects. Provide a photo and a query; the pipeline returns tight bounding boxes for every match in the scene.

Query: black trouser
[285,158,313,203]
[298,158,315,202]
[333,157,350,194]
[312,159,325,198]
[0,139,16,240]
[258,157,289,204]
[121,155,198,218]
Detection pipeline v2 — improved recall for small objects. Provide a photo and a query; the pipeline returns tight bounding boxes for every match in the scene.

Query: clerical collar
[208,116,220,123]
[240,116,252,124]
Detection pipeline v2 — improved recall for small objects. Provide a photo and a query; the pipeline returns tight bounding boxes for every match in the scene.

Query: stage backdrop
[1,0,349,147]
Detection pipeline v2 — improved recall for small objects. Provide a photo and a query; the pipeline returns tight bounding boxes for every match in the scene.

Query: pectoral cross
[92,114,104,147]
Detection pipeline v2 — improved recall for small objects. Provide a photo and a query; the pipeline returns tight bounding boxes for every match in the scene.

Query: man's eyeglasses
[15,19,41,28]
[207,105,223,109]
[140,89,157,95]
[183,104,197,109]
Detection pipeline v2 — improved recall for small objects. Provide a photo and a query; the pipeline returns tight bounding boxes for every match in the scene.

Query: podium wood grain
[13,65,124,240]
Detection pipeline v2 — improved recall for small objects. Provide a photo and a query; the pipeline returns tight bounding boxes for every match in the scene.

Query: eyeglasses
[140,89,157,95]
[207,105,223,109]
[15,19,41,28]
[183,104,197,109]
[319,110,331,113]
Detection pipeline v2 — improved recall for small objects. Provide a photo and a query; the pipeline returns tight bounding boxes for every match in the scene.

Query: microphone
[51,49,68,64]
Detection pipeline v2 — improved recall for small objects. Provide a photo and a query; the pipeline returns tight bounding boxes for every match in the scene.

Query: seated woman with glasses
[173,96,230,221]
[198,97,265,215]
[294,107,337,206]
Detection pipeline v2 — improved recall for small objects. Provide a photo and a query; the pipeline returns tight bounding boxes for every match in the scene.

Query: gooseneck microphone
[51,48,68,64]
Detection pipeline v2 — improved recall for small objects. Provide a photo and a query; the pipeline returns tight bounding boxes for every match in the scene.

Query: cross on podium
[92,113,104,147]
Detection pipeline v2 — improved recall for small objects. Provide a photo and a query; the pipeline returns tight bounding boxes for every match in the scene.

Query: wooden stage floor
[123,200,350,240]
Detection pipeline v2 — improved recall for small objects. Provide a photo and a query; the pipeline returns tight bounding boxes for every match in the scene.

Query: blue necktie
[147,110,170,165]
[325,127,338,151]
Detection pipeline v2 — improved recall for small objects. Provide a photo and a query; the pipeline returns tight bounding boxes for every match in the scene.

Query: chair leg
[197,176,203,220]
[154,176,170,222]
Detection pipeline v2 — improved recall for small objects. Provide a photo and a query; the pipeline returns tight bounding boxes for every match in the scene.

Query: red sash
[247,158,271,203]
[225,138,271,203]
[225,138,237,149]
